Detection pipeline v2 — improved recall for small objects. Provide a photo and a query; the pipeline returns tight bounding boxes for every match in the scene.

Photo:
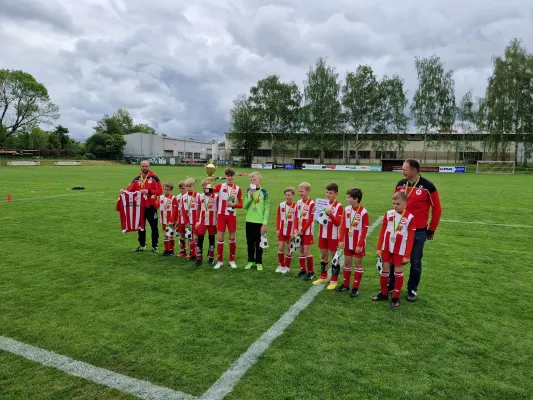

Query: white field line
[0,191,117,203]
[199,217,383,400]
[0,336,198,400]
[440,219,533,229]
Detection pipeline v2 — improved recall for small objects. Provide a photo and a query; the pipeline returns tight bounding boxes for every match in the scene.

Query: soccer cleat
[407,290,417,302]
[275,266,283,273]
[350,288,360,298]
[176,251,186,257]
[303,272,315,281]
[312,278,328,285]
[132,246,146,252]
[295,271,307,278]
[229,261,237,269]
[168,251,175,256]
[195,259,202,267]
[214,261,223,269]
[151,247,159,253]
[372,292,389,302]
[208,257,214,265]
[280,267,290,274]
[245,262,255,270]
[335,284,350,293]
[327,281,338,290]
[256,264,263,271]
[186,254,191,260]
[391,297,400,308]
[161,250,168,256]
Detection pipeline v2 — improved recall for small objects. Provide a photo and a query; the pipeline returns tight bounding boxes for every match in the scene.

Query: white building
[124,132,215,160]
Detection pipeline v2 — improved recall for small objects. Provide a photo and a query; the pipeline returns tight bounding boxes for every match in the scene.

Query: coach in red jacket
[120,160,163,252]
[390,158,442,301]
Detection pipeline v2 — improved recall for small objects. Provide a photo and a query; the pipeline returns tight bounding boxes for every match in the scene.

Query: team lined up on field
[119,163,430,308]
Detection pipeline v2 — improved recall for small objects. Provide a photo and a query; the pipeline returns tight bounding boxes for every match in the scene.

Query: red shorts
[344,247,365,258]
[278,234,291,244]
[176,223,186,233]
[198,224,217,236]
[301,234,314,246]
[381,250,408,267]
[319,237,338,252]
[217,214,237,233]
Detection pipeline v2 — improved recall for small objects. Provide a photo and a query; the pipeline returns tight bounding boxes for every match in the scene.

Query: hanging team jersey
[377,210,416,257]
[215,183,243,216]
[159,194,177,225]
[340,205,370,250]
[199,193,218,226]
[295,198,315,236]
[319,200,343,240]
[116,191,146,232]
[277,201,297,236]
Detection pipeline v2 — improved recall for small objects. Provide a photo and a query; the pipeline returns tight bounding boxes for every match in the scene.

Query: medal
[391,209,406,244]
[348,232,353,237]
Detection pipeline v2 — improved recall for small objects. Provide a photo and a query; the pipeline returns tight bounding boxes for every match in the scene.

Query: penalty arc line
[199,217,383,400]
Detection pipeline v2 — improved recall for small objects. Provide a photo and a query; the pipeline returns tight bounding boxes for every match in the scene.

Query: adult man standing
[120,160,163,252]
[390,158,442,301]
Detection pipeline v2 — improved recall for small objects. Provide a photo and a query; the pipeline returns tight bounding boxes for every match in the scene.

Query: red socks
[343,267,351,287]
[217,240,224,262]
[353,268,363,289]
[299,256,306,272]
[392,271,404,299]
[306,256,314,274]
[380,272,389,295]
[285,255,292,269]
[229,240,236,261]
[278,251,285,266]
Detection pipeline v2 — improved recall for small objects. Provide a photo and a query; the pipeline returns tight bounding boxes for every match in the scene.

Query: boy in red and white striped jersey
[374,191,416,308]
[213,168,243,269]
[196,178,218,266]
[294,182,316,280]
[183,178,202,261]
[276,187,297,274]
[314,183,344,290]
[175,181,189,257]
[336,188,369,298]
[159,181,177,256]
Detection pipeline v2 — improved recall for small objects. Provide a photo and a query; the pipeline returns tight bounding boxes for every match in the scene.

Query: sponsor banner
[420,166,440,172]
[169,158,176,165]
[439,166,466,173]
[314,198,329,220]
[370,166,382,172]
[54,161,81,166]
[284,164,295,170]
[302,164,325,170]
[251,163,273,169]
[303,164,381,171]
[334,165,372,171]
[7,161,40,166]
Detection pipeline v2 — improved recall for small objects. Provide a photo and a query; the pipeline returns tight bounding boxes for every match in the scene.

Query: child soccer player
[213,168,243,269]
[276,187,297,274]
[374,191,416,308]
[175,181,189,257]
[159,181,177,256]
[196,178,218,266]
[183,178,201,261]
[243,172,270,271]
[337,188,370,297]
[294,182,316,280]
[314,183,344,290]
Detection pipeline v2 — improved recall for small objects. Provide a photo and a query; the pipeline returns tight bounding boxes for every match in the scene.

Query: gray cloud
[0,0,532,142]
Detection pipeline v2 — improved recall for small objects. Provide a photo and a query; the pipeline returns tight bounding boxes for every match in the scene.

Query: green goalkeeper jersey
[243,187,270,225]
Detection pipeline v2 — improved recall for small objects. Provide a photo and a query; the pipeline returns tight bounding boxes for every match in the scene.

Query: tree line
[229,38,533,165]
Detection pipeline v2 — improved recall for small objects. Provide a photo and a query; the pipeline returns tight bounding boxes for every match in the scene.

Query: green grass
[1,166,532,399]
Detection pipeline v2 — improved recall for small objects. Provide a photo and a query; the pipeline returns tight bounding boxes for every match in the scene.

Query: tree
[132,123,156,135]
[0,69,60,142]
[86,132,126,160]
[248,75,301,163]
[411,55,456,162]
[341,65,380,164]
[94,108,143,136]
[484,38,533,163]
[228,94,262,166]
[455,90,478,162]
[301,57,343,163]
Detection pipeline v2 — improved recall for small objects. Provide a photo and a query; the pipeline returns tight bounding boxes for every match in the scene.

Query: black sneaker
[372,292,389,301]
[168,251,175,256]
[303,272,315,281]
[152,247,159,253]
[208,257,214,265]
[407,290,417,302]
[132,246,146,252]
[391,297,400,308]
[350,288,360,298]
[335,284,350,293]
[189,255,196,262]
[195,259,202,267]
[161,250,169,256]
[295,271,307,278]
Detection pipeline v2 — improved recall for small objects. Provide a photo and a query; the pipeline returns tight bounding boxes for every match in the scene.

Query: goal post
[476,161,515,174]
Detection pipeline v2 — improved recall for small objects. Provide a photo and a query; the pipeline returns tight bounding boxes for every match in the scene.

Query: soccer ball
[165,226,174,237]
[289,235,301,255]
[184,226,193,240]
[376,256,383,274]
[259,234,269,249]
[317,211,328,226]
[331,249,341,266]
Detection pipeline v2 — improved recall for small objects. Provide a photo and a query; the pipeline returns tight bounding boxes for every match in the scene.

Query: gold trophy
[205,159,216,189]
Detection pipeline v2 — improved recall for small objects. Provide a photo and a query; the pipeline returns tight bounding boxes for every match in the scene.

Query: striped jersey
[182,191,201,225]
[377,209,416,257]
[158,194,176,225]
[199,193,218,226]
[214,183,243,216]
[116,191,146,232]
[277,201,297,236]
[339,205,370,250]
[318,200,343,240]
[295,198,315,236]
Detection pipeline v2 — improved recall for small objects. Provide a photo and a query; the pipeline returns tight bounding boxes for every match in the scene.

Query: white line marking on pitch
[441,219,533,229]
[199,217,383,400]
[0,191,117,203]
[0,336,198,400]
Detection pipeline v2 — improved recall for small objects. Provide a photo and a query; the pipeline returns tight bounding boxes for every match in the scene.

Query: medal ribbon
[139,173,148,189]
[203,194,210,212]
[252,187,262,204]
[350,205,361,229]
[284,202,293,220]
[406,177,420,198]
[299,198,309,228]
[393,210,406,234]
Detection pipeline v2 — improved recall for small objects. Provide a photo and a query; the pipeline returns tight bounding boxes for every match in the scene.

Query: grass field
[1,165,532,400]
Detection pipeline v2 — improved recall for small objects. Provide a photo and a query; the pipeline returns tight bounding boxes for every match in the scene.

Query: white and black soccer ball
[259,234,269,249]
[331,249,341,266]
[289,242,297,255]
[165,226,174,238]
[376,256,383,274]
[184,227,193,240]
[293,235,301,247]
[317,211,328,226]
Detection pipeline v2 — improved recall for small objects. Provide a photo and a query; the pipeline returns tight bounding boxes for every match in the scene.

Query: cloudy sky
[1,0,532,142]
